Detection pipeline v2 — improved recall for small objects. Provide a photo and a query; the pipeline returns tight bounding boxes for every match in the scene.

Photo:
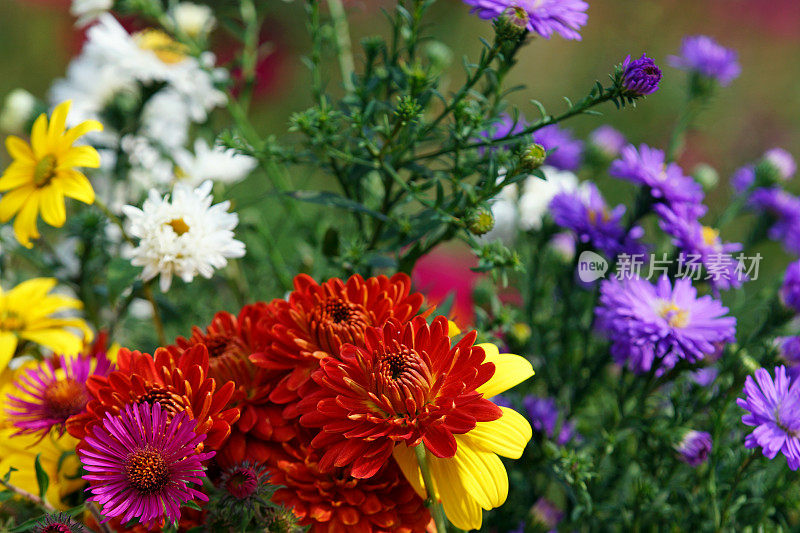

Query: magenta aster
[6,353,113,438]
[78,402,215,528]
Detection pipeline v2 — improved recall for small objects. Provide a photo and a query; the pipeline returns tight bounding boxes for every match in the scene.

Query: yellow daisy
[0,278,93,373]
[392,342,534,531]
[0,100,102,247]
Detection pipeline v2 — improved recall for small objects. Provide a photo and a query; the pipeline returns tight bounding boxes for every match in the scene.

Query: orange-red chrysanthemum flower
[270,434,431,533]
[297,316,502,479]
[66,344,239,451]
[169,304,295,467]
[250,273,424,416]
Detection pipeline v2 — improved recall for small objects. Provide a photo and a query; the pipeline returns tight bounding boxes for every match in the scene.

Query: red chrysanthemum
[297,316,502,479]
[66,344,239,451]
[168,304,296,467]
[250,273,424,417]
[270,434,431,533]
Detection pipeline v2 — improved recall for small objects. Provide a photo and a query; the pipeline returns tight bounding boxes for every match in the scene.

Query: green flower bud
[691,163,719,191]
[520,143,547,170]
[467,207,495,236]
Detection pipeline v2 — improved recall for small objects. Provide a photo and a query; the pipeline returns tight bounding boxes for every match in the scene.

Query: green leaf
[2,467,17,483]
[182,500,203,511]
[33,455,49,501]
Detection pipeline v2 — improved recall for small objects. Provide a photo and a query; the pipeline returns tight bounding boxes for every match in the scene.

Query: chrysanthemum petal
[5,136,35,162]
[57,146,101,169]
[58,170,95,204]
[0,185,36,221]
[39,186,66,227]
[12,191,41,248]
[62,119,103,146]
[476,343,534,397]
[0,332,19,373]
[47,101,71,146]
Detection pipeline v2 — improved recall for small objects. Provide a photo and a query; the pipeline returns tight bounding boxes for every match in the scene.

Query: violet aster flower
[737,365,800,469]
[534,124,584,171]
[669,35,741,86]
[79,402,215,527]
[691,367,719,387]
[610,143,705,211]
[731,165,756,193]
[676,430,712,466]
[748,188,800,255]
[549,183,646,258]
[463,0,589,40]
[531,497,564,530]
[589,125,627,159]
[6,352,113,438]
[655,204,746,291]
[620,54,662,96]
[777,336,800,365]
[781,260,800,313]
[596,276,737,373]
[523,395,578,444]
[476,112,530,153]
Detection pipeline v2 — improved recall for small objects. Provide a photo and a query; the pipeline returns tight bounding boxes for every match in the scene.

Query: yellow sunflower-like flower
[392,342,534,531]
[0,278,93,372]
[0,100,101,247]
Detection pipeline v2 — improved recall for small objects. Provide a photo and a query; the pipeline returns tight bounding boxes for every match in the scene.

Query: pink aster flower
[6,352,113,438]
[78,402,214,528]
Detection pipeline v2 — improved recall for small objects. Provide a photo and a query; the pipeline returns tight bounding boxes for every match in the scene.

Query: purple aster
[34,512,85,533]
[533,124,584,171]
[668,35,741,86]
[764,148,797,181]
[589,125,627,158]
[523,395,578,445]
[676,430,712,466]
[78,402,215,527]
[549,183,646,258]
[6,352,113,438]
[655,204,746,291]
[620,54,662,96]
[476,112,530,153]
[748,188,800,255]
[777,336,800,365]
[596,276,737,373]
[731,165,755,193]
[737,365,800,469]
[531,498,564,531]
[463,0,589,40]
[691,367,719,387]
[610,144,705,211]
[781,260,800,313]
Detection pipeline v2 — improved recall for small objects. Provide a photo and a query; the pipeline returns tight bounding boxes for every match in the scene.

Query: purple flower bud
[589,125,627,158]
[781,260,800,314]
[764,148,796,181]
[620,54,662,96]
[676,430,712,466]
[669,35,740,87]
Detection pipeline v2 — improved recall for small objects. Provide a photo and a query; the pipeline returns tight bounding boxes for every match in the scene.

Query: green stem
[715,452,756,532]
[0,479,56,512]
[414,445,448,533]
[142,279,167,346]
[238,0,261,111]
[88,501,113,533]
[327,0,355,92]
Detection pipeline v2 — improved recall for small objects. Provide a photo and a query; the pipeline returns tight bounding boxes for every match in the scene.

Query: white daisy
[71,0,113,27]
[169,3,216,40]
[518,166,580,231]
[122,181,246,291]
[0,89,36,133]
[173,139,257,186]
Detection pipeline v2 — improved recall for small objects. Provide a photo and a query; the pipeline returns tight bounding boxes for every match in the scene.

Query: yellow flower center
[504,6,530,26]
[33,154,58,187]
[0,311,24,332]
[658,301,690,328]
[587,208,610,224]
[133,29,188,64]
[701,226,720,247]
[166,218,190,236]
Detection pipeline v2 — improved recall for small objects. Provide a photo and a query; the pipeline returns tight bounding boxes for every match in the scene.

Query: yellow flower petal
[5,277,58,305]
[0,161,36,191]
[5,136,34,162]
[0,185,36,222]
[465,407,532,459]
[450,433,508,509]
[429,451,484,531]
[29,113,49,159]
[62,119,103,146]
[39,186,66,227]
[476,343,534,397]
[57,145,100,169]
[58,170,95,205]
[47,101,71,147]
[12,191,41,248]
[18,328,83,356]
[392,443,426,500]
[0,332,18,374]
